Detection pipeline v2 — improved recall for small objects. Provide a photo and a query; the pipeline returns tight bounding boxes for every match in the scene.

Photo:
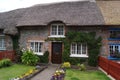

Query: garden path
[30,64,60,80]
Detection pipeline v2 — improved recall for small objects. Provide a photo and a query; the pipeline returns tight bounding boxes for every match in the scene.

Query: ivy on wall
[47,31,102,66]
[63,31,102,66]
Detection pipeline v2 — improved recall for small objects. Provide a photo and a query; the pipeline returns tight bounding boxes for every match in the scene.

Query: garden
[50,62,111,80]
[0,48,48,80]
[0,31,112,80]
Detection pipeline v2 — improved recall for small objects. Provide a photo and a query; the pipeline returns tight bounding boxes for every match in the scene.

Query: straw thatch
[17,1,104,26]
[97,1,120,25]
[0,8,26,35]
[0,1,104,35]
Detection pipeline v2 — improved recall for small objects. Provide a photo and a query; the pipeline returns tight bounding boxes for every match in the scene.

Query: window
[70,43,88,57]
[0,35,5,50]
[109,45,120,55]
[50,24,65,37]
[30,41,44,55]
[109,28,120,40]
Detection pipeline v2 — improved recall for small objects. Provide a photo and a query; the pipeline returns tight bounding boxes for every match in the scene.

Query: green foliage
[63,31,102,66]
[0,59,12,68]
[21,50,40,66]
[77,64,86,71]
[61,62,71,68]
[11,35,22,63]
[39,51,49,63]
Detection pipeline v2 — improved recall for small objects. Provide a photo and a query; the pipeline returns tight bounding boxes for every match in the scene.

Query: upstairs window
[30,41,44,55]
[0,35,5,50]
[70,43,88,57]
[50,24,65,37]
[109,28,120,40]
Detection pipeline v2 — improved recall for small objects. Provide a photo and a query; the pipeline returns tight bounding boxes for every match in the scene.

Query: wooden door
[52,42,62,64]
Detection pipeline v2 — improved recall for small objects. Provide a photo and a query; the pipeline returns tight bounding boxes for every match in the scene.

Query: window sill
[34,52,43,56]
[48,35,65,38]
[0,48,6,51]
[70,54,88,58]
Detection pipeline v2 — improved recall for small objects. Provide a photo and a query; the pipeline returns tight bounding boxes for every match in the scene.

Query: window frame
[49,24,65,38]
[29,40,44,55]
[70,43,88,57]
[0,35,6,50]
[109,44,120,55]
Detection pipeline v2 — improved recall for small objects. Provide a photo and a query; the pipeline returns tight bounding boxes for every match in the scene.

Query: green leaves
[21,50,40,66]
[0,59,12,68]
[63,31,102,66]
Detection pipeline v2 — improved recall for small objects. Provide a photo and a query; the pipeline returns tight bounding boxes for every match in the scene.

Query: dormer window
[49,24,65,38]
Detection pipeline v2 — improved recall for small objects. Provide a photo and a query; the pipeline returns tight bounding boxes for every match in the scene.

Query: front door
[52,42,62,64]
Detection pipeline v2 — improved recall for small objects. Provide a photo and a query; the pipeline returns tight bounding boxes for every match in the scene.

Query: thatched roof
[0,9,26,35]
[0,1,104,35]
[97,1,120,25]
[17,1,104,26]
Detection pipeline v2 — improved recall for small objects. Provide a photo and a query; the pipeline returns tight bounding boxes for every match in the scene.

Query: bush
[39,51,49,63]
[21,50,40,66]
[88,49,99,66]
[0,59,12,68]
[61,62,71,68]
[77,64,86,71]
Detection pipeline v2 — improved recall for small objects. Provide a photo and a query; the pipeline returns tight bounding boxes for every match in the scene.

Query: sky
[0,0,83,12]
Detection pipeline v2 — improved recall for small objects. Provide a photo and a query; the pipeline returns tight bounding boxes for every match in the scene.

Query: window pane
[39,43,42,52]
[30,42,34,50]
[58,25,64,35]
[82,43,86,54]
[51,25,57,35]
[110,31,120,38]
[35,42,38,52]
[109,45,113,54]
[115,45,119,53]
[0,37,5,50]
[71,43,76,54]
[77,44,81,54]
[30,42,43,53]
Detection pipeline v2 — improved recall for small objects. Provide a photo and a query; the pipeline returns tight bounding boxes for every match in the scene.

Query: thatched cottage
[0,0,119,63]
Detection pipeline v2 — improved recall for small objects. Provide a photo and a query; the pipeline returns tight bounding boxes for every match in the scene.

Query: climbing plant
[62,31,102,66]
[11,35,23,62]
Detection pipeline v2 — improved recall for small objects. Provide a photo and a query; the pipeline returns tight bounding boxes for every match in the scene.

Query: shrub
[39,51,49,63]
[77,63,86,71]
[61,62,71,68]
[0,59,12,68]
[21,50,40,66]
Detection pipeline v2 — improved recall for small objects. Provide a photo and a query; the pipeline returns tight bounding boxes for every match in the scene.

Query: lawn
[0,64,35,80]
[65,69,111,80]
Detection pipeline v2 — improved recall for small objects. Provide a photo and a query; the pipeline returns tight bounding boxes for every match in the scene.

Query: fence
[99,56,120,80]
[0,51,15,61]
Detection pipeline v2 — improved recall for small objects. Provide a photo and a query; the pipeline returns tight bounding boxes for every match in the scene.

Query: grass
[65,69,111,80]
[0,64,35,80]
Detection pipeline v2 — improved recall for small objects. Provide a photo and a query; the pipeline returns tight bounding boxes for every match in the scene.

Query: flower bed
[11,66,47,80]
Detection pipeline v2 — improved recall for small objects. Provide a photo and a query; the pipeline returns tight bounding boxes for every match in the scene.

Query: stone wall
[19,26,110,59]
[5,35,13,50]
[67,26,109,56]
